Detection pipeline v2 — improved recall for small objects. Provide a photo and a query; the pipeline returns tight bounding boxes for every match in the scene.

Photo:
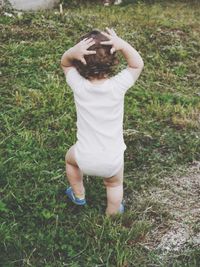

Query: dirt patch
[141,161,200,254]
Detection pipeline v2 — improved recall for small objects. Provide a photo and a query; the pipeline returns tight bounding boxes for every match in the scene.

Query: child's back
[66,66,135,177]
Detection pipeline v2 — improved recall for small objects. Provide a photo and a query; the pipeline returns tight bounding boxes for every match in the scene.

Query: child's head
[73,29,118,80]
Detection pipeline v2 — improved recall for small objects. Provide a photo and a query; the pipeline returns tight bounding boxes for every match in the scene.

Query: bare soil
[141,161,200,255]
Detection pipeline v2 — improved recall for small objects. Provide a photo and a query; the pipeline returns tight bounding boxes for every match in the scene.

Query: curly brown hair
[72,29,119,80]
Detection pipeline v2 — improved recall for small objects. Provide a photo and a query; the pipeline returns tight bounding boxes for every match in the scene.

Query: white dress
[66,67,135,178]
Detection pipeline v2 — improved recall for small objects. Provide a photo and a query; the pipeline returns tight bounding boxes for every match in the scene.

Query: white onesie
[66,67,135,178]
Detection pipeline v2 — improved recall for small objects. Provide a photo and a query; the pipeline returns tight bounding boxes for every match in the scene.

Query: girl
[61,27,144,215]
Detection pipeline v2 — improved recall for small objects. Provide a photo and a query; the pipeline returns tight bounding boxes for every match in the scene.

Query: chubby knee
[65,145,79,168]
[65,152,68,163]
[103,178,122,188]
[65,146,73,163]
[65,152,75,166]
[103,167,123,188]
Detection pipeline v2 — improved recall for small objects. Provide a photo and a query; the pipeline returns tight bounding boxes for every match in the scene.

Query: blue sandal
[65,187,124,213]
[65,187,86,206]
[118,201,125,214]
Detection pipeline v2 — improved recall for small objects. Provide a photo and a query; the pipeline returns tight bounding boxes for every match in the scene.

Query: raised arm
[60,38,96,75]
[101,27,144,81]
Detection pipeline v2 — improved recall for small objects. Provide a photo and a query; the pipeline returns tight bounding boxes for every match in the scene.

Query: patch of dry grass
[140,161,200,260]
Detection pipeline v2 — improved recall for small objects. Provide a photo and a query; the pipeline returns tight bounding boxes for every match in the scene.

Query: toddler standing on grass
[61,27,144,215]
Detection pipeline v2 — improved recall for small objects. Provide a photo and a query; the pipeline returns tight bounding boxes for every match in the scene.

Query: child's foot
[106,201,125,216]
[65,187,86,205]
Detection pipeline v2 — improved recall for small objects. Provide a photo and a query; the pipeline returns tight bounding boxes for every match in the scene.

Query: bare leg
[65,145,85,198]
[103,164,124,215]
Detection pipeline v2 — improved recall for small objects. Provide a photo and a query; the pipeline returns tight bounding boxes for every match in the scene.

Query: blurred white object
[103,0,110,6]
[114,0,122,5]
[7,0,59,11]
[59,3,63,14]
[4,12,14,17]
[103,0,122,6]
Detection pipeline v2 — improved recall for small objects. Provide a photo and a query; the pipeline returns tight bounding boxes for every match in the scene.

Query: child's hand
[100,27,125,54]
[72,38,96,65]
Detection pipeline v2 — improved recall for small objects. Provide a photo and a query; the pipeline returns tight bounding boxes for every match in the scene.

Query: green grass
[0,1,200,266]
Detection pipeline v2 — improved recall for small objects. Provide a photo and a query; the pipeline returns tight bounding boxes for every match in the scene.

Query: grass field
[0,1,200,266]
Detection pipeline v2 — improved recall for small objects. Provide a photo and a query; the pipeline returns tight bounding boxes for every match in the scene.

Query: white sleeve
[65,67,84,92]
[111,68,135,94]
